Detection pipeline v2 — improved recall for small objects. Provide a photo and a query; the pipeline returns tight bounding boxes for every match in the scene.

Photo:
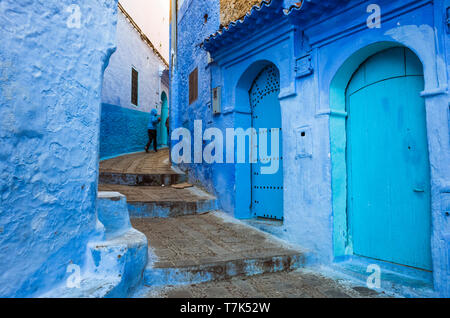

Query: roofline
[118,2,169,68]
[203,0,285,51]
[203,0,350,54]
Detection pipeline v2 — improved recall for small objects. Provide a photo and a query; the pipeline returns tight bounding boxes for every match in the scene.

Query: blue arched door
[346,47,432,270]
[249,65,284,220]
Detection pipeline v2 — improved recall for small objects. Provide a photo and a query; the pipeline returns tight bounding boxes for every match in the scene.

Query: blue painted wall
[172,0,450,296]
[171,0,236,212]
[0,0,118,297]
[100,103,149,159]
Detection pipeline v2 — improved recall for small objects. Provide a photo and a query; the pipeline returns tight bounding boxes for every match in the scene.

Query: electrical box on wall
[296,126,313,159]
[212,86,221,114]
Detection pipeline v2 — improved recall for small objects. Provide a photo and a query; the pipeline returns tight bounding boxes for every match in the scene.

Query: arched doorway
[346,47,432,270]
[249,65,284,221]
[158,91,169,147]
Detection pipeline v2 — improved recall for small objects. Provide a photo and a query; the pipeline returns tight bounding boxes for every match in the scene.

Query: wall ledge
[278,89,297,101]
[316,109,348,118]
[420,86,448,98]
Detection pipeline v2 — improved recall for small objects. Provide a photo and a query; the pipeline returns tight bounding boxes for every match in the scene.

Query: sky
[119,0,170,61]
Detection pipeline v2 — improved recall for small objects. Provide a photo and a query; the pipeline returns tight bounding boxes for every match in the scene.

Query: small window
[131,68,138,106]
[189,67,198,105]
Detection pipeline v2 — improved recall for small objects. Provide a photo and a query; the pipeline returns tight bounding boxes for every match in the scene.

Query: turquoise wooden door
[346,47,432,271]
[158,93,169,147]
[250,65,284,220]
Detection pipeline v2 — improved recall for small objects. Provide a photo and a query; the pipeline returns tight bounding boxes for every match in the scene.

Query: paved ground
[131,212,302,269]
[100,149,173,175]
[143,269,387,298]
[101,151,387,299]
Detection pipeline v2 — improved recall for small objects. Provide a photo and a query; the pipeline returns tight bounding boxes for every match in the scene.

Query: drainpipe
[170,0,177,73]
[169,0,177,151]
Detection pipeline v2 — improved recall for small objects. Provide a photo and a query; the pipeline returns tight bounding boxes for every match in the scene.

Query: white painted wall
[102,11,169,114]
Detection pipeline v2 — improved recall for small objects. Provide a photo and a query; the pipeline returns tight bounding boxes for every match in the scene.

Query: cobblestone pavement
[143,269,388,298]
[99,184,215,203]
[100,148,173,174]
[131,212,302,269]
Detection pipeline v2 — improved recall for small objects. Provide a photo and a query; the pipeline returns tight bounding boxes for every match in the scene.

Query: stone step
[99,149,186,186]
[328,256,436,298]
[99,170,187,186]
[131,212,308,287]
[140,270,387,299]
[98,184,218,218]
[43,192,148,298]
[143,251,304,287]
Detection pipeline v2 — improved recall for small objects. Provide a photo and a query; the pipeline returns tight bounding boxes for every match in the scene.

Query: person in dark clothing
[145,109,161,153]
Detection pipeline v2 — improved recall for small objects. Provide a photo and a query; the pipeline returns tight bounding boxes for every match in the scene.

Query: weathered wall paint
[0,0,118,297]
[173,0,450,297]
[101,10,169,159]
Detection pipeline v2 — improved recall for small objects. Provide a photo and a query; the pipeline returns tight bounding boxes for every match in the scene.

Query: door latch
[413,188,425,193]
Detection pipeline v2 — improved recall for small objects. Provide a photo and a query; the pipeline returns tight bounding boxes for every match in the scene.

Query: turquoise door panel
[157,94,169,147]
[363,47,406,85]
[250,65,284,220]
[347,48,432,271]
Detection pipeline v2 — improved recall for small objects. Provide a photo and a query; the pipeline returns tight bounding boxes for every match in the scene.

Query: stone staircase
[132,212,306,288]
[99,149,218,218]
[98,150,307,291]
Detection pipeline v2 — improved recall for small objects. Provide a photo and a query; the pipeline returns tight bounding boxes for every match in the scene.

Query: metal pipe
[170,0,177,72]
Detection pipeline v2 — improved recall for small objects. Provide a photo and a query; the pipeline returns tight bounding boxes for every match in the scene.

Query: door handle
[413,189,425,193]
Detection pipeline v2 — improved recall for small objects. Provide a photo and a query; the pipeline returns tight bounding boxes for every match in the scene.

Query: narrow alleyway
[99,150,386,298]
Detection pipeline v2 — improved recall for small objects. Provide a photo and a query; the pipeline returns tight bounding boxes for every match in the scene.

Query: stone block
[98,192,132,239]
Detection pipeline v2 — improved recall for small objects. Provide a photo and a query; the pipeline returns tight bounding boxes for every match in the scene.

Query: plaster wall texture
[173,0,450,297]
[0,0,118,297]
[100,11,169,159]
[100,103,149,159]
[42,193,148,298]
